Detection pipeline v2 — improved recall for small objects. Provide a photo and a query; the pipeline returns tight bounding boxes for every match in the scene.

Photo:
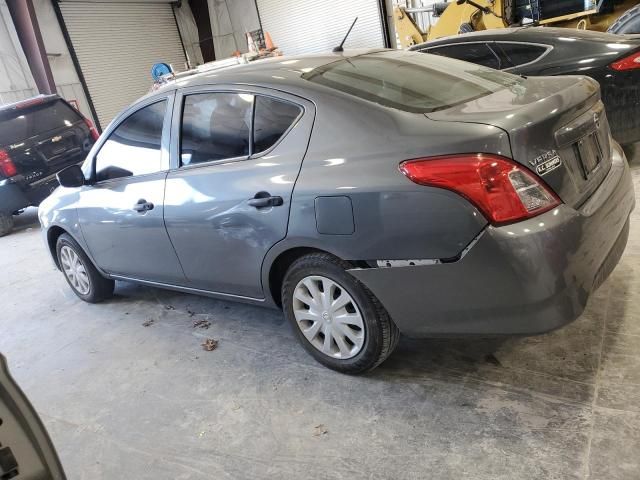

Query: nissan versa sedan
[39,50,634,373]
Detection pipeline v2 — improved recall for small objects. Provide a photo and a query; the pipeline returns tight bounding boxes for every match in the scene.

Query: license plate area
[573,131,603,180]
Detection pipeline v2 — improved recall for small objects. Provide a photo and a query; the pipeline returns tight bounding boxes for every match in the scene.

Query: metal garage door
[256,0,386,56]
[59,1,187,129]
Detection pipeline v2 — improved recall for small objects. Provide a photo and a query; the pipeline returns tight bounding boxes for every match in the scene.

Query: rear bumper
[349,142,635,337]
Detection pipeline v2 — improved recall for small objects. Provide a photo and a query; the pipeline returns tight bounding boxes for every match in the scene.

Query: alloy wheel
[292,275,365,359]
[60,245,91,295]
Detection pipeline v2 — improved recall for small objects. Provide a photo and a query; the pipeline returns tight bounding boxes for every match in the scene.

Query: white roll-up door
[59,1,187,129]
[256,0,386,56]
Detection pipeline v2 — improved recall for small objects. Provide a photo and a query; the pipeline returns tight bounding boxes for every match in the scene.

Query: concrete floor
[2,149,640,480]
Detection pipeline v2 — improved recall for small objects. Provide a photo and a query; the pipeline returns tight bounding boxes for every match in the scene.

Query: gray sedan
[39,49,634,373]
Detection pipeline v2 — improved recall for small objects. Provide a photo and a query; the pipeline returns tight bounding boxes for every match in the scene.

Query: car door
[163,86,315,299]
[76,93,187,284]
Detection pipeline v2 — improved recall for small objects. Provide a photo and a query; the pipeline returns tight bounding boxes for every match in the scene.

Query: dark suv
[0,95,98,236]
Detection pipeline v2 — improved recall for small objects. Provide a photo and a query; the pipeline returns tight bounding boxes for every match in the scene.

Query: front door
[77,96,186,284]
[163,88,314,298]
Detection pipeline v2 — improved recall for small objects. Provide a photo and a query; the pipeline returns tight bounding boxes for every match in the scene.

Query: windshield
[0,99,82,146]
[302,50,524,113]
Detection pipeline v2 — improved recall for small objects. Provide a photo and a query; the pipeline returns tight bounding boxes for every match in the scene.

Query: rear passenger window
[498,43,548,68]
[181,93,253,165]
[95,100,166,181]
[253,96,301,153]
[427,43,502,70]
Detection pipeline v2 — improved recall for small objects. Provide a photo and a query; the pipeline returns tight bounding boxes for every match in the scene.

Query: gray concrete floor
[2,149,640,480]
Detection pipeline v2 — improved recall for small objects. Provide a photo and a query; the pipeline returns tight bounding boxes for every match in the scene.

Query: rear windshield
[0,99,82,146]
[302,50,524,113]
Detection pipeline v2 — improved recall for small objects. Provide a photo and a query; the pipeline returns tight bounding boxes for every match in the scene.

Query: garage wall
[207,0,261,59]
[58,1,188,129]
[256,0,386,56]
[31,0,93,122]
[0,0,38,105]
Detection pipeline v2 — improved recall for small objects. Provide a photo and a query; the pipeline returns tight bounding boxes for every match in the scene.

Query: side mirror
[56,165,85,188]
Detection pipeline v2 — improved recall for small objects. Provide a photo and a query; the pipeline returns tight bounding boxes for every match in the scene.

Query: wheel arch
[47,225,68,269]
[266,246,330,308]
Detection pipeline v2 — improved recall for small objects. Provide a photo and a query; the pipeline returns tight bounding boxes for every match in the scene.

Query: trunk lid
[426,75,611,208]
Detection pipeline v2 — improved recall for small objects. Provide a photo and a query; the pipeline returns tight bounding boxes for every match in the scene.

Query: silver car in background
[39,50,634,373]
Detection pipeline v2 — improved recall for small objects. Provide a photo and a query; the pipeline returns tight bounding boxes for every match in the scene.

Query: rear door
[163,87,315,298]
[76,93,186,284]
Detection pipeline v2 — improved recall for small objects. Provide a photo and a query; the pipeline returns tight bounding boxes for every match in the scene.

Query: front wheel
[56,233,114,303]
[282,253,399,374]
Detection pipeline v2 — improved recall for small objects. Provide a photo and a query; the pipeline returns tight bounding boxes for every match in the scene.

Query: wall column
[6,0,55,95]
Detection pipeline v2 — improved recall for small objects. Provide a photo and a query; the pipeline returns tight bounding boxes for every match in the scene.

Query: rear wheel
[56,233,114,303]
[0,212,14,237]
[282,253,399,374]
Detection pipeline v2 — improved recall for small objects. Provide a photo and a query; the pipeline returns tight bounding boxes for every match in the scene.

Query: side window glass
[498,43,548,67]
[253,96,302,153]
[95,100,166,181]
[427,43,501,70]
[181,93,253,166]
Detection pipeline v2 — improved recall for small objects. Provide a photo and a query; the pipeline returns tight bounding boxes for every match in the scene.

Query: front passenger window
[95,100,167,181]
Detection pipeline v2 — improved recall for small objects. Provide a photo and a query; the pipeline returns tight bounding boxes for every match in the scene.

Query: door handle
[133,199,154,212]
[248,192,283,208]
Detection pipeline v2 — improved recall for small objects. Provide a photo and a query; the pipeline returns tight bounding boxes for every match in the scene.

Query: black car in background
[0,95,98,236]
[411,28,640,146]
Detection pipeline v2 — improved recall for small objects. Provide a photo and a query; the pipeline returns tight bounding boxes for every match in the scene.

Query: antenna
[333,17,358,53]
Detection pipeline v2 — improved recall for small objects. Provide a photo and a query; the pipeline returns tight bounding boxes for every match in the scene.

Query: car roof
[152,49,386,95]
[411,26,635,49]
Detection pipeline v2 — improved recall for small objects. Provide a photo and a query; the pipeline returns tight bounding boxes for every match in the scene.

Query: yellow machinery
[394,0,640,48]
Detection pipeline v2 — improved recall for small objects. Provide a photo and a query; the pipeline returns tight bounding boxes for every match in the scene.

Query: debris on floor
[313,424,328,437]
[142,319,155,327]
[201,338,218,351]
[187,308,195,317]
[193,319,211,329]
[165,305,175,310]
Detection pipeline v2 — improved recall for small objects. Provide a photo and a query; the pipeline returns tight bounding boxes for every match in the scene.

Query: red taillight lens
[400,154,560,225]
[84,117,99,141]
[610,50,640,71]
[0,149,18,178]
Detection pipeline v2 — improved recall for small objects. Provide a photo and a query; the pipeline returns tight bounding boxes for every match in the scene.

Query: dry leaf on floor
[142,319,155,327]
[202,338,218,351]
[313,424,328,437]
[193,319,211,329]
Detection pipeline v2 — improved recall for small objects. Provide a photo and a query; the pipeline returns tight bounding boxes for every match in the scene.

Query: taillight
[84,117,99,141]
[400,154,560,226]
[0,149,18,178]
[610,50,640,71]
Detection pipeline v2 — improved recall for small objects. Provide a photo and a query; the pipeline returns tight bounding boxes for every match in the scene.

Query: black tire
[608,4,640,34]
[56,233,114,303]
[282,253,400,374]
[0,212,14,237]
